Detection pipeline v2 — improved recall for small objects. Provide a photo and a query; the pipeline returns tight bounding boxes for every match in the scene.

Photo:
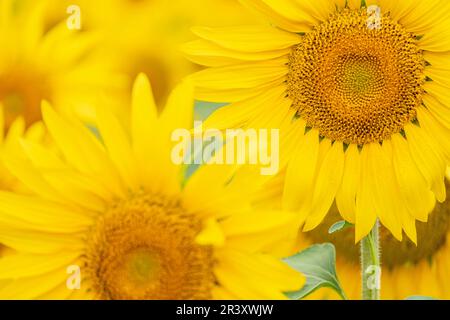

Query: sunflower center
[305,195,450,269]
[287,9,424,145]
[85,192,215,300]
[0,67,50,129]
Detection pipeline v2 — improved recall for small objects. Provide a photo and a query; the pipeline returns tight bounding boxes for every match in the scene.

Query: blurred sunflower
[0,0,126,127]
[299,181,450,300]
[185,0,450,242]
[43,0,263,108]
[0,75,303,299]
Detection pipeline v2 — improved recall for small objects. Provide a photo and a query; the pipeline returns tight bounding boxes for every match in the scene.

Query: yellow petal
[130,74,182,193]
[41,171,107,213]
[0,252,79,279]
[404,122,446,202]
[189,58,288,91]
[336,144,360,223]
[220,249,304,292]
[425,65,450,91]
[183,39,290,67]
[391,133,434,222]
[0,227,84,255]
[96,106,138,191]
[395,0,445,33]
[214,264,278,299]
[221,210,296,237]
[0,266,70,300]
[295,0,340,21]
[196,218,226,246]
[304,141,345,231]
[423,94,450,130]
[424,51,450,71]
[418,107,450,162]
[240,0,312,33]
[245,94,292,130]
[203,85,287,130]
[18,0,46,56]
[212,286,238,300]
[194,77,285,103]
[3,151,69,204]
[370,141,402,241]
[37,281,75,300]
[4,116,25,145]
[0,191,92,233]
[355,144,377,242]
[131,73,157,145]
[161,80,195,133]
[424,81,450,109]
[377,0,416,22]
[24,121,46,142]
[41,102,124,197]
[191,25,301,52]
[417,9,450,52]
[282,129,319,211]
[131,73,158,165]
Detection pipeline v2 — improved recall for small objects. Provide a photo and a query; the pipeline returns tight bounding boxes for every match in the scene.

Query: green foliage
[284,243,347,300]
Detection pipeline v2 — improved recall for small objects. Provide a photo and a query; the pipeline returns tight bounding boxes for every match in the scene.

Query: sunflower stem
[360,220,381,300]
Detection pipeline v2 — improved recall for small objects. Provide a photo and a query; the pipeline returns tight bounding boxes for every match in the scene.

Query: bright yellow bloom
[0,75,303,299]
[298,179,450,300]
[0,0,126,127]
[185,0,450,242]
[43,0,263,107]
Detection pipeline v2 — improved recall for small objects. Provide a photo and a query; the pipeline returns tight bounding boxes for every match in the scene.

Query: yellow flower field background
[0,0,450,300]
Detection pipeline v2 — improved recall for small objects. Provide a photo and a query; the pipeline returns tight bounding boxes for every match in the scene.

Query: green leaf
[406,296,438,300]
[328,220,353,234]
[284,243,347,300]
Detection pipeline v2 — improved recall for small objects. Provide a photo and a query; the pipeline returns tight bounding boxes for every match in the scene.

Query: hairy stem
[360,220,381,300]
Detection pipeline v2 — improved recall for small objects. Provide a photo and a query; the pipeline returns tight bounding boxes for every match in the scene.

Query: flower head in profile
[185,0,450,242]
[0,74,303,299]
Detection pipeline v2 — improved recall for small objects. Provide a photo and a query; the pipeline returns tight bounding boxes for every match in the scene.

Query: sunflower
[1,103,50,189]
[185,0,450,242]
[41,0,264,107]
[299,178,450,300]
[0,74,303,299]
[0,0,126,127]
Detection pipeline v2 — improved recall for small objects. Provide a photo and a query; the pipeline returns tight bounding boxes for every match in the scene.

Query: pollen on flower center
[287,9,425,145]
[85,192,215,300]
